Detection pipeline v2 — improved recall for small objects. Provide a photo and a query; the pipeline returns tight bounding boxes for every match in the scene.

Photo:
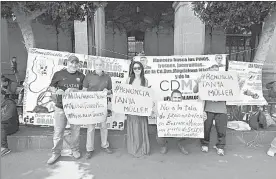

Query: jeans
[52,106,81,154]
[86,122,109,152]
[1,124,18,148]
[156,135,184,147]
[201,112,228,149]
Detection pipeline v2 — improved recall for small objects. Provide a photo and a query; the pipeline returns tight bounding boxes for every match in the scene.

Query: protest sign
[112,84,153,116]
[23,48,130,130]
[62,91,107,125]
[198,71,240,101]
[157,101,204,138]
[134,55,227,124]
[227,61,267,105]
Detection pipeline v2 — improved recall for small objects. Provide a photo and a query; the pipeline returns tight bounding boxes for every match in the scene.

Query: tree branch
[29,9,47,20]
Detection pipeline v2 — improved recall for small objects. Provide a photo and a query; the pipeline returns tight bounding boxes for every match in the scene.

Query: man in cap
[47,55,85,165]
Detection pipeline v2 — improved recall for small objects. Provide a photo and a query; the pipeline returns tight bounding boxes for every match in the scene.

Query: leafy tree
[1,1,96,50]
[192,1,276,63]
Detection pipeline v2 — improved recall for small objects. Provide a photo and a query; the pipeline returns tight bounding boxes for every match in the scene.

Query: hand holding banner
[112,84,153,116]
[62,91,107,125]
[199,71,240,101]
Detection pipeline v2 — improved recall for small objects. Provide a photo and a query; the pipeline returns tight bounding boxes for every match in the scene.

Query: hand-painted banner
[199,71,240,101]
[62,91,107,125]
[227,61,268,105]
[22,48,130,130]
[133,55,227,124]
[157,101,204,138]
[112,84,153,116]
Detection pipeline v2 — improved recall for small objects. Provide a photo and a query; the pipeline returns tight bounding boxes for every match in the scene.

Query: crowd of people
[1,55,276,162]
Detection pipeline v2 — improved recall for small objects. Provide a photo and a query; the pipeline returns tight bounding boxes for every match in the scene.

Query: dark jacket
[1,98,19,132]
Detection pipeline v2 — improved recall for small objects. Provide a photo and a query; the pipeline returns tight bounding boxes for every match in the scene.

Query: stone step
[8,125,276,152]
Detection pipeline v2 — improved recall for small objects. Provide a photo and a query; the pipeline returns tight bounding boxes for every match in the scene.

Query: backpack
[248,111,268,130]
[266,81,276,98]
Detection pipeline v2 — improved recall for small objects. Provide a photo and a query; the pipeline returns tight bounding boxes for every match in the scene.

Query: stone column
[74,17,88,54]
[94,2,107,56]
[172,2,205,55]
[1,18,10,70]
[87,15,96,55]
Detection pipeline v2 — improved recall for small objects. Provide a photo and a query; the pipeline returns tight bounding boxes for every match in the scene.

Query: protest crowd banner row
[22,48,267,137]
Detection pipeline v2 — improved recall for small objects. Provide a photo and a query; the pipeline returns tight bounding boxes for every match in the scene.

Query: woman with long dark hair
[126,61,150,157]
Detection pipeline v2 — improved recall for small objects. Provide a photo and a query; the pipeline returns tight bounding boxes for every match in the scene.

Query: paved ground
[1,144,275,179]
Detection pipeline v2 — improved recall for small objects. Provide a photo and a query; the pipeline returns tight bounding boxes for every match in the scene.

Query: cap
[68,56,79,63]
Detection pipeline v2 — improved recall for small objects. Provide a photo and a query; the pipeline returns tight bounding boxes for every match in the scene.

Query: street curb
[7,125,276,152]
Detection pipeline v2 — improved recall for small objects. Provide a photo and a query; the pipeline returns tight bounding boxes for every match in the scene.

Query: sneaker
[47,154,61,165]
[201,146,209,153]
[102,147,113,154]
[267,147,276,157]
[85,151,94,159]
[214,146,225,156]
[178,143,188,155]
[72,151,81,159]
[160,146,168,154]
[1,148,11,157]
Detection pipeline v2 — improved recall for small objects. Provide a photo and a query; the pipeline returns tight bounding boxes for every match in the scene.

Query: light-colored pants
[86,122,109,152]
[271,137,276,148]
[52,107,81,154]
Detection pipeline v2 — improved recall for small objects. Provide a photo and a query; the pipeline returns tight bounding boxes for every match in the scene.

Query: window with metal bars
[127,31,145,60]
[226,34,255,62]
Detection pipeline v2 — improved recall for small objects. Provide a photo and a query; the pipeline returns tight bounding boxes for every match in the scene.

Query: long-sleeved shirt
[1,98,19,132]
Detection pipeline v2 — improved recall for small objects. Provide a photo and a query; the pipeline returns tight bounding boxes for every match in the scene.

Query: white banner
[157,101,204,138]
[22,48,130,130]
[199,71,240,101]
[112,84,153,116]
[227,61,267,105]
[133,55,227,124]
[63,91,107,125]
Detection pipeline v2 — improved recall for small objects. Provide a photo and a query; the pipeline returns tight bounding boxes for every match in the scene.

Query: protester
[126,61,150,157]
[1,89,19,157]
[193,65,228,156]
[156,89,189,155]
[267,137,276,156]
[47,55,85,165]
[82,58,113,160]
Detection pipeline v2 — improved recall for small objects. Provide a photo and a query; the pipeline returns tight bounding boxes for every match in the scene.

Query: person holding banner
[82,58,113,160]
[126,61,150,157]
[193,65,228,156]
[156,89,189,155]
[47,55,85,165]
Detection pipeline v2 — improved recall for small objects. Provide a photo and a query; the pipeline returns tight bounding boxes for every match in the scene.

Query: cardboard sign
[157,101,204,138]
[227,61,267,105]
[62,91,107,125]
[112,84,153,116]
[199,71,240,101]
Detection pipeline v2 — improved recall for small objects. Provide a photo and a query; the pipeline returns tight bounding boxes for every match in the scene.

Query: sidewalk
[1,144,275,179]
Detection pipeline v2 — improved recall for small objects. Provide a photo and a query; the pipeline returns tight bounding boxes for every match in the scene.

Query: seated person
[1,89,19,156]
[156,89,189,155]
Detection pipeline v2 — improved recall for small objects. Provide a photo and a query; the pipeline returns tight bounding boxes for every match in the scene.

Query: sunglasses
[133,67,141,70]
